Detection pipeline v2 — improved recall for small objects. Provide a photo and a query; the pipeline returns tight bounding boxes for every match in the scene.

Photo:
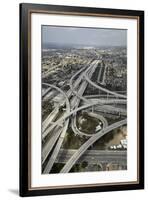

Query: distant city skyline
[42,25,127,47]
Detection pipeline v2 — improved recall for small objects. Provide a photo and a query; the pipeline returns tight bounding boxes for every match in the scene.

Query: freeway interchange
[42,59,127,174]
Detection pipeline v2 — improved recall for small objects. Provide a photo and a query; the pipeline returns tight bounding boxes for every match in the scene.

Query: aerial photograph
[41,25,127,174]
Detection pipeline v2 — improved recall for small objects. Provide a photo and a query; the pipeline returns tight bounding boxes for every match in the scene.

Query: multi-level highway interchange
[41,47,127,174]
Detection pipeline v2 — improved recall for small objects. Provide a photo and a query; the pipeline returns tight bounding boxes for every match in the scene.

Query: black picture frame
[19,3,144,197]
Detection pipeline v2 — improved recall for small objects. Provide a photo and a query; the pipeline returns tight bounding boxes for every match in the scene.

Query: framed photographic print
[19,3,144,197]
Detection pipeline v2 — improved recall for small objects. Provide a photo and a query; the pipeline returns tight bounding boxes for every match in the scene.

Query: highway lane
[86,99,127,105]
[97,63,103,83]
[42,87,52,99]
[42,126,63,164]
[43,119,69,172]
[43,90,58,101]
[101,63,107,85]
[42,83,70,133]
[60,119,127,173]
[56,149,127,164]
[42,106,60,133]
[84,94,126,99]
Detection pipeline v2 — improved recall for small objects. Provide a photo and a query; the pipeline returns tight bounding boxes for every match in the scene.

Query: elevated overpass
[60,119,127,173]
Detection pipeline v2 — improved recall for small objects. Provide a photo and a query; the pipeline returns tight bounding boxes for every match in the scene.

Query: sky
[42,25,127,47]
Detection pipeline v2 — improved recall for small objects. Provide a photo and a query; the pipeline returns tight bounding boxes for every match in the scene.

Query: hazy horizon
[42,25,127,48]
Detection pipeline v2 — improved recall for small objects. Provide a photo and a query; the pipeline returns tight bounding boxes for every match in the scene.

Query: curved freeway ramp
[71,112,108,137]
[60,119,127,173]
[84,73,127,99]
